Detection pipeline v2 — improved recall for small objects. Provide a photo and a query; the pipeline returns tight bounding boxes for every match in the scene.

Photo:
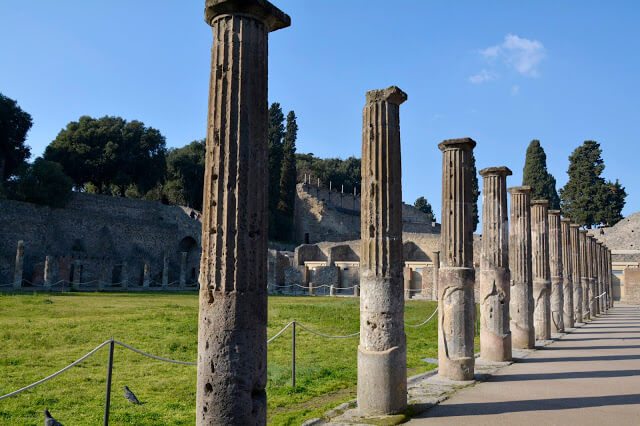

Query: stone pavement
[408,305,640,425]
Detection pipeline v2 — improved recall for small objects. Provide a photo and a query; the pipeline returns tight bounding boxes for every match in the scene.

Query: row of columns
[10,245,189,289]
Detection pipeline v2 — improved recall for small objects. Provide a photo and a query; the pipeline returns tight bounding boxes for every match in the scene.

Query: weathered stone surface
[196,1,290,424]
[579,230,590,322]
[179,252,187,288]
[432,250,440,300]
[358,86,407,414]
[570,224,583,323]
[438,138,476,381]
[162,251,169,288]
[561,218,574,328]
[549,210,564,333]
[13,240,24,289]
[596,242,604,314]
[478,166,512,362]
[508,186,534,349]
[44,255,55,287]
[143,263,150,288]
[531,200,551,340]
[72,260,81,290]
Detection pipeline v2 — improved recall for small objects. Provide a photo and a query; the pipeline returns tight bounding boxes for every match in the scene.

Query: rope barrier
[267,321,294,343]
[113,340,196,366]
[296,322,360,339]
[594,292,607,299]
[405,307,438,328]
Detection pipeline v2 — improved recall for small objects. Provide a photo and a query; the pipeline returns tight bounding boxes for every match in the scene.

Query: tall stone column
[531,200,551,341]
[44,256,54,288]
[570,224,582,323]
[596,242,604,314]
[607,249,613,308]
[508,186,534,349]
[586,236,595,319]
[560,218,574,328]
[438,138,476,381]
[432,251,440,301]
[179,252,187,288]
[404,266,412,299]
[72,260,81,290]
[162,252,169,288]
[548,210,564,333]
[478,166,512,362]
[197,2,290,424]
[358,86,407,414]
[579,230,589,322]
[121,261,129,289]
[589,238,597,316]
[13,241,24,289]
[143,263,151,288]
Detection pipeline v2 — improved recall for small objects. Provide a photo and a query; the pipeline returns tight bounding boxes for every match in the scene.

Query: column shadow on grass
[419,394,640,418]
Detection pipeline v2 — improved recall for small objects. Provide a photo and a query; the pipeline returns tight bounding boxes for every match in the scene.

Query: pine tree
[414,196,436,223]
[559,140,625,228]
[268,103,285,239]
[277,111,298,240]
[522,140,561,209]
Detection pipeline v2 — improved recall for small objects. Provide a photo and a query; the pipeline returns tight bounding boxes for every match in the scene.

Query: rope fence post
[103,340,115,426]
[292,321,296,388]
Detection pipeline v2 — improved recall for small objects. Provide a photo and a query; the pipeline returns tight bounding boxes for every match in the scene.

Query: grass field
[0,292,452,425]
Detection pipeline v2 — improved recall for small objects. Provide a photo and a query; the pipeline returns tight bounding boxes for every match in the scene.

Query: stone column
[531,200,551,341]
[432,251,440,301]
[570,224,582,323]
[560,218,574,328]
[121,261,129,290]
[13,241,24,289]
[98,259,108,291]
[596,242,604,314]
[589,237,597,316]
[508,186,535,349]
[330,285,335,296]
[354,284,360,297]
[44,256,54,288]
[358,86,407,414]
[404,266,412,299]
[438,138,476,381]
[72,260,81,291]
[162,252,169,288]
[608,249,613,308]
[179,252,187,288]
[548,210,564,334]
[197,2,290,424]
[579,230,589,322]
[143,263,151,288]
[478,166,512,362]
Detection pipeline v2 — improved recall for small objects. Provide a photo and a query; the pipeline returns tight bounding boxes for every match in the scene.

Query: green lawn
[0,292,444,425]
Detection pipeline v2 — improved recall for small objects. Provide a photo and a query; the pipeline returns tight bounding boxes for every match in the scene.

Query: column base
[357,345,407,415]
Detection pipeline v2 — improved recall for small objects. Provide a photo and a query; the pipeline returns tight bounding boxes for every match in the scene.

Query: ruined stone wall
[294,183,440,244]
[0,193,201,286]
[622,268,640,305]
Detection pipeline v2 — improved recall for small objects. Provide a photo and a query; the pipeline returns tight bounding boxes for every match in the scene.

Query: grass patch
[0,292,452,425]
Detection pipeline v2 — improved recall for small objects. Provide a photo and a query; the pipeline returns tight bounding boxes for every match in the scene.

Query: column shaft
[549,210,564,333]
[580,231,589,322]
[179,252,187,288]
[358,86,407,414]
[561,219,574,328]
[44,256,54,288]
[570,225,582,323]
[438,138,476,381]
[531,200,551,341]
[432,251,440,301]
[13,241,24,289]
[479,167,512,362]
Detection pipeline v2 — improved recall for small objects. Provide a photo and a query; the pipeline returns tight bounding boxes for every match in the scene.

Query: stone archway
[178,236,199,285]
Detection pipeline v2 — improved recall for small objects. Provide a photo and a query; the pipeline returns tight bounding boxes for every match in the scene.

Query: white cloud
[480,45,501,59]
[469,69,497,84]
[511,85,520,95]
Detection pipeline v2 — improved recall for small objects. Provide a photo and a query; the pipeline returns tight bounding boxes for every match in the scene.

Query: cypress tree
[277,111,298,240]
[268,103,285,239]
[522,140,561,209]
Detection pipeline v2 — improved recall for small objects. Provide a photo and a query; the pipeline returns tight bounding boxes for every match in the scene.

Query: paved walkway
[409,305,640,426]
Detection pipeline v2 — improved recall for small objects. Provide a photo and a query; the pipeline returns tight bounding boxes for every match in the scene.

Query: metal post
[104,340,115,426]
[292,321,296,388]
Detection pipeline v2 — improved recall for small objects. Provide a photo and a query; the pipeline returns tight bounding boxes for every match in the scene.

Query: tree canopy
[414,196,436,223]
[44,116,167,196]
[559,140,626,227]
[6,158,73,208]
[522,139,561,209]
[0,93,32,181]
[276,111,298,239]
[163,140,206,210]
[296,154,361,195]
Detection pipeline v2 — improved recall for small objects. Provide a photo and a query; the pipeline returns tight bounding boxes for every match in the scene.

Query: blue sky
[1,1,638,220]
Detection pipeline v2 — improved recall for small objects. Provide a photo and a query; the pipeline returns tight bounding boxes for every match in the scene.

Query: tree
[268,103,285,238]
[0,93,32,182]
[522,140,560,209]
[277,111,298,239]
[7,158,73,207]
[471,154,480,232]
[414,196,435,223]
[560,140,625,227]
[164,140,206,210]
[296,154,361,194]
[44,116,166,195]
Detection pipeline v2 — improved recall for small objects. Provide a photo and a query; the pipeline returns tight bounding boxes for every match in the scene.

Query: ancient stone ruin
[531,200,551,341]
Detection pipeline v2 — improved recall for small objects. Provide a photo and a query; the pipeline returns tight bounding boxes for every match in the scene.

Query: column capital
[205,0,291,32]
[365,86,407,105]
[570,223,581,229]
[479,166,512,177]
[531,199,550,207]
[560,217,571,223]
[438,137,476,152]
[548,209,562,216]
[508,185,532,195]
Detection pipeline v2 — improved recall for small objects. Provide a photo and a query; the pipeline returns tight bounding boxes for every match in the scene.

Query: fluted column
[438,138,476,381]
[579,230,589,322]
[44,256,54,288]
[478,166,512,362]
[596,241,604,314]
[560,218,574,328]
[179,252,187,288]
[509,186,534,349]
[358,86,407,413]
[432,251,440,301]
[531,200,551,341]
[570,225,582,323]
[607,249,613,308]
[548,210,564,333]
[162,251,169,289]
[143,263,150,288]
[13,241,24,289]
[590,237,597,316]
[197,2,290,424]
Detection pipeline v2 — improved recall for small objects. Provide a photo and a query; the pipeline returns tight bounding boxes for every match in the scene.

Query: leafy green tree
[268,103,285,238]
[44,116,166,196]
[414,196,436,223]
[560,140,625,227]
[277,111,298,239]
[164,140,206,210]
[7,158,72,207]
[296,154,361,194]
[522,140,560,209]
[0,93,32,182]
